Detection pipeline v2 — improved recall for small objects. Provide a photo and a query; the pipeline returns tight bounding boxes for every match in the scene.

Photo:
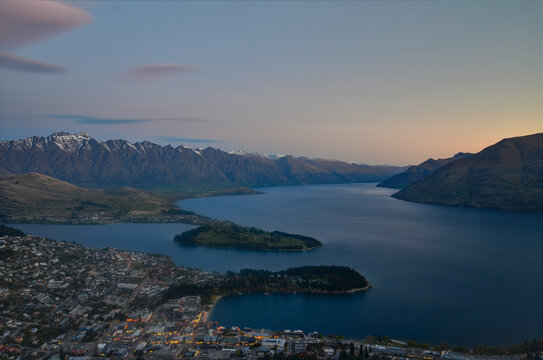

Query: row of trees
[0,224,26,237]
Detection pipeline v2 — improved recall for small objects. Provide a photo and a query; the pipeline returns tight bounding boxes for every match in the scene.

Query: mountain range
[0,132,405,188]
[392,133,543,212]
[377,152,473,189]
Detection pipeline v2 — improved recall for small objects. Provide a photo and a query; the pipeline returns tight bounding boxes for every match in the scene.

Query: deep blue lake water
[11,183,543,347]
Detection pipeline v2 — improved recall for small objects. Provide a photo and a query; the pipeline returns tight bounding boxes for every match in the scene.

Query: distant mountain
[0,132,405,188]
[393,134,543,211]
[377,152,473,189]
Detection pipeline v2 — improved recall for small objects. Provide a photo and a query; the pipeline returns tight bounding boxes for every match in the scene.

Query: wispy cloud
[156,136,223,144]
[0,0,91,49]
[125,64,200,80]
[42,114,210,124]
[0,52,65,73]
[0,0,91,73]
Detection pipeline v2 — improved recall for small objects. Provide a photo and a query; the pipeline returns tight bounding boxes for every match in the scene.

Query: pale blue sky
[0,0,541,165]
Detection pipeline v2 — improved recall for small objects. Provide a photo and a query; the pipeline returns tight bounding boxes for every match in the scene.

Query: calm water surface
[12,183,543,346]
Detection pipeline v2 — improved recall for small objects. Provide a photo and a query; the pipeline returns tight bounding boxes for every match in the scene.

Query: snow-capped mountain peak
[264,153,286,160]
[228,149,248,156]
[47,131,91,151]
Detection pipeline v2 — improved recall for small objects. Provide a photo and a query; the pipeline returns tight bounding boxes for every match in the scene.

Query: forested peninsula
[174,223,322,251]
[166,265,370,302]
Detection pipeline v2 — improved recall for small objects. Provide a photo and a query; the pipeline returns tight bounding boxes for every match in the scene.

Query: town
[0,232,539,359]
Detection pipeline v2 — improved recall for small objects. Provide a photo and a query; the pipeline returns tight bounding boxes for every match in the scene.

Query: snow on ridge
[3,132,314,162]
[44,131,91,152]
[227,149,289,160]
[228,149,247,156]
[264,153,286,160]
[7,132,205,157]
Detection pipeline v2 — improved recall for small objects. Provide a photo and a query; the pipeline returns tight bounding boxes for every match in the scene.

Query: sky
[0,0,541,165]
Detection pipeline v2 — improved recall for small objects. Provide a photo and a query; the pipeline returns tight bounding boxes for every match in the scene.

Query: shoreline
[207,284,371,304]
[203,295,223,324]
[174,242,322,252]
[345,284,371,293]
[201,283,370,325]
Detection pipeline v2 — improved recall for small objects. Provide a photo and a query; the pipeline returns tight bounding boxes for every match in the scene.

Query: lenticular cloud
[0,0,91,74]
[0,52,66,73]
[0,0,91,49]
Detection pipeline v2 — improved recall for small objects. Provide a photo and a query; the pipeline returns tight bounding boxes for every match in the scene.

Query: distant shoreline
[176,242,322,252]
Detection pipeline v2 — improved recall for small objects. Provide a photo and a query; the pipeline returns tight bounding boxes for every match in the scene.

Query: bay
[11,183,543,346]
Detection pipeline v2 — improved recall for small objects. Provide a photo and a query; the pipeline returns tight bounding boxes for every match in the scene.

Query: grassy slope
[393,134,543,211]
[0,173,180,219]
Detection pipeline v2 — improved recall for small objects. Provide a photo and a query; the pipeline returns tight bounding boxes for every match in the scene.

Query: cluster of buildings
[0,234,531,360]
[7,211,212,226]
[0,234,206,358]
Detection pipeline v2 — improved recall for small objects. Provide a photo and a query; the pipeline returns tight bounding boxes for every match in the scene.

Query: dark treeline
[166,265,368,302]
[238,266,368,292]
[0,225,26,237]
[471,338,543,355]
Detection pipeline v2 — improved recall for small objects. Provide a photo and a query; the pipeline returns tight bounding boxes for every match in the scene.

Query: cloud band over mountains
[156,136,223,144]
[42,114,210,125]
[126,64,201,80]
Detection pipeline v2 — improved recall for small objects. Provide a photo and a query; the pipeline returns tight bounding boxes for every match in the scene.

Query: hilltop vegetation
[174,223,322,251]
[393,134,543,211]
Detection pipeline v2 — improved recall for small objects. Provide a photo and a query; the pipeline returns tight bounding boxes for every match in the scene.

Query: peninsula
[166,265,369,302]
[174,223,322,251]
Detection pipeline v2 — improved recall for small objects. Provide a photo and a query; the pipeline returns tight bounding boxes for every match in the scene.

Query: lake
[11,183,543,347]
